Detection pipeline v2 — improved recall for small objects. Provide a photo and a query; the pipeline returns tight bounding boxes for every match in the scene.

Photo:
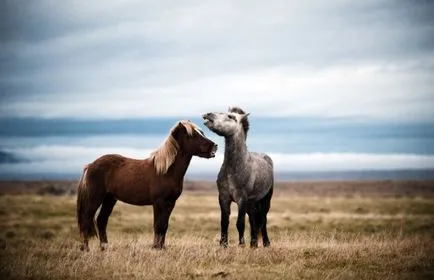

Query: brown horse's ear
[172,122,186,139]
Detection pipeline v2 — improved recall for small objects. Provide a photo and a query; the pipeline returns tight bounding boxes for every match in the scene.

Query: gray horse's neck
[223,130,248,168]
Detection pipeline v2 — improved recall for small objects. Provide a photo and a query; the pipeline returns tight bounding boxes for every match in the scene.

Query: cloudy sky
[0,0,433,179]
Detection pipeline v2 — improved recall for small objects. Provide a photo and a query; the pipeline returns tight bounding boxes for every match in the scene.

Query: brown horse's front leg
[152,200,176,249]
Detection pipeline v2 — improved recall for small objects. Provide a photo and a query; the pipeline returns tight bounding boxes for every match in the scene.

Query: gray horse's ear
[228,106,232,112]
[241,113,250,120]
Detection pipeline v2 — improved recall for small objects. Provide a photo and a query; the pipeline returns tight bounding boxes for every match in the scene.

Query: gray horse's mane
[228,106,249,137]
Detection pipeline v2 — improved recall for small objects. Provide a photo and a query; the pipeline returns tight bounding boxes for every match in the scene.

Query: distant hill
[187,169,434,181]
[1,169,433,181]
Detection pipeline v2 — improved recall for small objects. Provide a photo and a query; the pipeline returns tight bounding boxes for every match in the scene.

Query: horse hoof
[250,241,258,248]
[100,243,108,251]
[263,241,270,247]
[219,239,228,248]
[152,245,165,250]
[80,245,89,252]
[238,242,245,248]
[238,238,245,247]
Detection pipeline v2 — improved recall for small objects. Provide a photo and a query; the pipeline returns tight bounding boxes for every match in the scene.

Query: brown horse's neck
[167,152,193,180]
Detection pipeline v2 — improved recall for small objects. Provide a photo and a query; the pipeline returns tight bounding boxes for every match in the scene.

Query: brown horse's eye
[193,128,205,138]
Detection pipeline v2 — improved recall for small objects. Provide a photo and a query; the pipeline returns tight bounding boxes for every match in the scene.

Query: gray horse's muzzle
[202,113,215,125]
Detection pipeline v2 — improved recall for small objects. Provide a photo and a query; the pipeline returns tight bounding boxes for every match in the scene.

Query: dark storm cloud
[0,0,433,119]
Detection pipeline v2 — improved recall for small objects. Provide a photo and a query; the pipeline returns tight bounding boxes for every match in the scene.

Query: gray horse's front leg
[236,199,247,246]
[219,195,231,248]
[247,202,260,248]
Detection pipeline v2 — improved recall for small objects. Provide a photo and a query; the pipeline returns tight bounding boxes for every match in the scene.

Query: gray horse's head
[202,107,250,137]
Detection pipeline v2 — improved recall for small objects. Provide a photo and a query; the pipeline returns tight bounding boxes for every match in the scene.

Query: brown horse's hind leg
[152,199,176,249]
[96,194,117,251]
[80,201,103,252]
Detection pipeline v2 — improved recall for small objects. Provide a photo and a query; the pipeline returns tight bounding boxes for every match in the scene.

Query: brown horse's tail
[76,165,97,238]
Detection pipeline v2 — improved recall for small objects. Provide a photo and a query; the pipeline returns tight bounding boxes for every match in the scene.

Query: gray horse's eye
[228,115,236,121]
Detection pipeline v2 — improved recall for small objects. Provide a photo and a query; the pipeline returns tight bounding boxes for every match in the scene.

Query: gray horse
[203,107,274,248]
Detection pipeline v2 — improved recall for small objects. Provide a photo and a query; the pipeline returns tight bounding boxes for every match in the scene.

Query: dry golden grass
[1,187,434,279]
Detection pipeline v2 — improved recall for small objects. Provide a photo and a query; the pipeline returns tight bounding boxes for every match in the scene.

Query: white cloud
[2,145,433,176]
[269,153,434,171]
[2,61,434,121]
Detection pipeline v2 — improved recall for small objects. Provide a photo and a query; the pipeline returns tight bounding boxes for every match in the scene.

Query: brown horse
[76,120,217,251]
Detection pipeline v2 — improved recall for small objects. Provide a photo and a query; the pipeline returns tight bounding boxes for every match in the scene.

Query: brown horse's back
[86,154,158,205]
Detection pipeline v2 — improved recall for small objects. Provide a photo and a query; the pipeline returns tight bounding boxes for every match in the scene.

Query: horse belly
[110,185,154,206]
[117,195,153,206]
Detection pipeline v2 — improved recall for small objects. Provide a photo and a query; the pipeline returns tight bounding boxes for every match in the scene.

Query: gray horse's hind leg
[261,188,273,247]
[96,194,117,251]
[219,195,231,248]
[248,208,260,248]
[261,216,270,247]
[236,200,247,246]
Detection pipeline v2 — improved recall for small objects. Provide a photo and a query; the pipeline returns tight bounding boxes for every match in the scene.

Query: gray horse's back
[251,152,273,169]
[249,152,274,200]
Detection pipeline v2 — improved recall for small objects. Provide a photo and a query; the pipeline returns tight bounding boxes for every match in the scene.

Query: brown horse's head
[172,120,217,158]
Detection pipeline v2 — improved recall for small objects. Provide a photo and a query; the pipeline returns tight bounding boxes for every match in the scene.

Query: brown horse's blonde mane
[150,120,202,175]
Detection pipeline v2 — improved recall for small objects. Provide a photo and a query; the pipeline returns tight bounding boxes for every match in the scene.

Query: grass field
[1,181,434,279]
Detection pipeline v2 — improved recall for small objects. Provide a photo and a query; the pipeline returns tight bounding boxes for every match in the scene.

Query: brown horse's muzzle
[209,143,218,158]
[201,139,217,158]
